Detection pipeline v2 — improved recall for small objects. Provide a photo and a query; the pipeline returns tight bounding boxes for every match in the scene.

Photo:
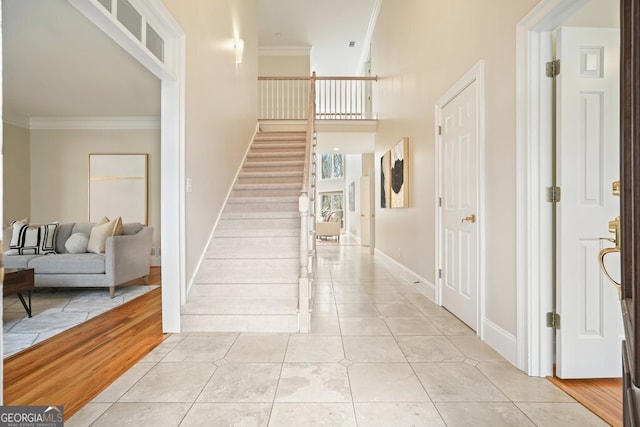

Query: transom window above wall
[96,0,165,62]
[320,153,344,180]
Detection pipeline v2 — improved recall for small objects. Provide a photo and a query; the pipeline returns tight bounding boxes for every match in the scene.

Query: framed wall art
[380,151,391,208]
[89,153,149,224]
[390,137,409,208]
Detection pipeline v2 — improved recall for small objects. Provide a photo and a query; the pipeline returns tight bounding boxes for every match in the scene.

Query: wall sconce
[234,38,244,64]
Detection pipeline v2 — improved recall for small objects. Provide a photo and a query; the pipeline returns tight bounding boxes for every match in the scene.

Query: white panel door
[441,80,479,331]
[360,176,371,247]
[556,27,621,378]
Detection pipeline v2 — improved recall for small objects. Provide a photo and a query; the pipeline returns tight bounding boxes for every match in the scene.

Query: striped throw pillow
[7,221,58,255]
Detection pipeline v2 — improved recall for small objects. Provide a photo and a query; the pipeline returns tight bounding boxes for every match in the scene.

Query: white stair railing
[258,74,377,121]
[298,72,317,333]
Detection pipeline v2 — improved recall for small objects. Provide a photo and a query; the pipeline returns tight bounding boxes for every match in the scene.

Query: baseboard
[186,123,260,296]
[373,249,436,302]
[345,232,361,245]
[482,317,518,365]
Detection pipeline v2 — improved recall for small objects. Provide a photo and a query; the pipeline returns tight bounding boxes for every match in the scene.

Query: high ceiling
[2,0,378,119]
[258,0,379,76]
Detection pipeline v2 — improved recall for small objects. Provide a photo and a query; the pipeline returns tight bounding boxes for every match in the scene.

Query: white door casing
[436,62,484,332]
[360,176,371,247]
[556,26,622,378]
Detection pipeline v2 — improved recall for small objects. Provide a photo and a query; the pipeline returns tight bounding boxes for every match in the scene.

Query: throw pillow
[7,221,58,255]
[65,233,90,254]
[87,216,122,254]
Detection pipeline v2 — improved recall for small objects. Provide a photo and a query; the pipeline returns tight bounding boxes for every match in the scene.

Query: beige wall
[3,123,30,226]
[564,0,619,27]
[371,0,539,335]
[258,55,310,76]
[163,0,258,285]
[29,128,161,246]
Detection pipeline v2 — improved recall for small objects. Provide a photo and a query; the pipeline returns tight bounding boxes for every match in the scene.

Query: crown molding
[3,112,31,129]
[259,45,312,57]
[29,116,161,130]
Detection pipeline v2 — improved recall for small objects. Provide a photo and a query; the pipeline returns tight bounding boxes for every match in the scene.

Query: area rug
[3,285,158,358]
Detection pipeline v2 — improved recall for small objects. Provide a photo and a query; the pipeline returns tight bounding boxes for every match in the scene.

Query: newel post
[298,192,311,332]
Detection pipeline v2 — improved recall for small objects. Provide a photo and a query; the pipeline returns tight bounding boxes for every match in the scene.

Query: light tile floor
[68,245,607,426]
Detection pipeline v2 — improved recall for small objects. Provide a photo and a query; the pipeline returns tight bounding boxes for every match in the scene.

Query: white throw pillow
[65,233,90,254]
[87,216,123,254]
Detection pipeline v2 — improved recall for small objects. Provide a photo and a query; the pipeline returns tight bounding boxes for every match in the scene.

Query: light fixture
[333,147,340,151]
[234,38,244,64]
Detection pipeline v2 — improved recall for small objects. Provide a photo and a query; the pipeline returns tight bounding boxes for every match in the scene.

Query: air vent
[348,41,356,47]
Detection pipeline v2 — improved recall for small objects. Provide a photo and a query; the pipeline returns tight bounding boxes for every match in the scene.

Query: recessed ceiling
[258,0,379,75]
[2,0,160,118]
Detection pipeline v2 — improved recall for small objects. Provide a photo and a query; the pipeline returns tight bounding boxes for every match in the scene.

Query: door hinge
[546,312,560,329]
[547,186,561,203]
[438,269,442,279]
[546,59,560,77]
[438,125,442,136]
[438,197,442,207]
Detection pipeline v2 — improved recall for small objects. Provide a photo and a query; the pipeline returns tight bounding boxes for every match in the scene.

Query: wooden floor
[548,376,623,426]
[3,267,165,420]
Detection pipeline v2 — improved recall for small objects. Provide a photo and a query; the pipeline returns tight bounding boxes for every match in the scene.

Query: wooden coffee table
[3,268,35,317]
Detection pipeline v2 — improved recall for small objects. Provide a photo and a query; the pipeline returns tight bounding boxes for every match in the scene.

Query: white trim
[515,0,589,376]
[29,116,160,130]
[356,0,382,75]
[483,318,518,365]
[2,112,29,129]
[185,123,260,296]
[258,46,312,57]
[68,0,186,333]
[374,249,436,301]
[434,60,486,337]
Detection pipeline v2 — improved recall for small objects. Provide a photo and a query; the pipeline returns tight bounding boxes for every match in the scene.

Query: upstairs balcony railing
[258,73,377,121]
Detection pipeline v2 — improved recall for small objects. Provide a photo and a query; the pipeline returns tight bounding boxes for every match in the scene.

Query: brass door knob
[461,214,476,224]
[599,247,621,299]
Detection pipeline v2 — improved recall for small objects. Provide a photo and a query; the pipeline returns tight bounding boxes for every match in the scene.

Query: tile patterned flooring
[68,245,607,426]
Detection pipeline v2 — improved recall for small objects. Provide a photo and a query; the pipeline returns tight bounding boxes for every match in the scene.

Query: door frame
[435,60,486,336]
[69,0,186,333]
[515,0,591,376]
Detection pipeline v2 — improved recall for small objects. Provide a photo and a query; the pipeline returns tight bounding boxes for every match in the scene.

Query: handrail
[297,72,317,333]
[301,72,316,194]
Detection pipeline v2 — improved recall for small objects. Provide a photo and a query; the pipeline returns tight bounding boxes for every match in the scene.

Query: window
[320,192,344,229]
[320,153,344,179]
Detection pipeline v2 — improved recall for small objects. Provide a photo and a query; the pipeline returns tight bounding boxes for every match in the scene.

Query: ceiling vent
[348,41,356,47]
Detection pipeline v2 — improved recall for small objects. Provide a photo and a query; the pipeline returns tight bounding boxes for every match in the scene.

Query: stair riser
[181,296,298,315]
[232,189,302,197]
[243,165,304,173]
[181,314,299,333]
[195,258,299,284]
[224,202,299,213]
[221,211,299,220]
[237,177,303,185]
[250,149,305,156]
[205,236,299,259]
[189,283,298,298]
[215,218,300,237]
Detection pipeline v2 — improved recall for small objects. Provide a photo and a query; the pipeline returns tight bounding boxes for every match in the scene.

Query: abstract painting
[390,137,409,208]
[380,151,391,208]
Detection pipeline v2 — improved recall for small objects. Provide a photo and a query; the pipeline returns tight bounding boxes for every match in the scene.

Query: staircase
[181,131,307,332]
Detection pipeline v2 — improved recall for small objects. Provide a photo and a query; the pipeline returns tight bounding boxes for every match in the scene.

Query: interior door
[556,27,622,378]
[440,80,479,331]
[360,176,371,246]
[619,0,640,422]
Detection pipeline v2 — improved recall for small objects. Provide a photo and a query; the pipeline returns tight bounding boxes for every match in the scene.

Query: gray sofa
[3,222,153,298]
